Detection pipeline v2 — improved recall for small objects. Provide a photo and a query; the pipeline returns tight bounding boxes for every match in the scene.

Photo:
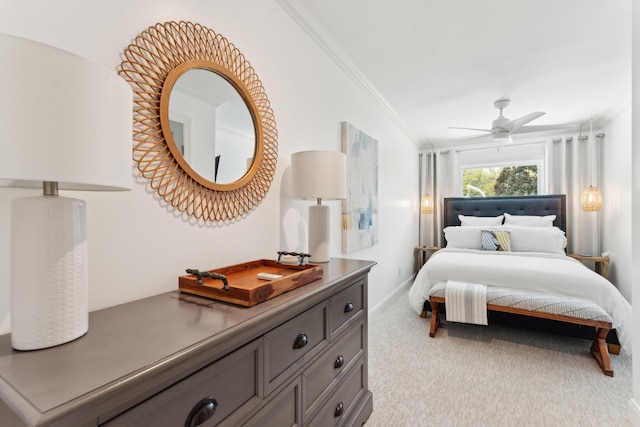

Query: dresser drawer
[243,378,301,427]
[102,339,262,427]
[264,302,328,394]
[307,357,365,427]
[302,321,364,422]
[329,280,364,338]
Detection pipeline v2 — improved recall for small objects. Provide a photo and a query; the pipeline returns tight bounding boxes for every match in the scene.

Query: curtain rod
[435,132,608,154]
[552,133,605,143]
[453,139,545,154]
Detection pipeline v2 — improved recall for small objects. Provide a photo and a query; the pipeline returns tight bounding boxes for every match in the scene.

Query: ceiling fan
[449,99,546,143]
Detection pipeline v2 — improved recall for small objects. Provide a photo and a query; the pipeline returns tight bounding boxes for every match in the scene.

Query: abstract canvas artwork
[342,122,379,253]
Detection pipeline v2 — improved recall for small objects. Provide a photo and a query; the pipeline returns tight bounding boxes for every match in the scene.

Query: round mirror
[119,21,278,221]
[163,66,256,186]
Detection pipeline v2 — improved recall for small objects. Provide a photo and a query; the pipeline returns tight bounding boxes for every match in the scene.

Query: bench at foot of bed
[425,284,616,377]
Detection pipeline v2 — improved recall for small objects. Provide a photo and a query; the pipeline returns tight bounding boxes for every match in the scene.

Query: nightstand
[568,254,609,280]
[415,246,441,272]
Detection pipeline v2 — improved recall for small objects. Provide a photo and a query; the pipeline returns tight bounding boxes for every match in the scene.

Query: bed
[408,195,632,376]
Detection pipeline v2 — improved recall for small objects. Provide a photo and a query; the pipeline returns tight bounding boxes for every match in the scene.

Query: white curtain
[422,149,459,248]
[418,151,433,247]
[547,133,602,255]
[423,133,602,255]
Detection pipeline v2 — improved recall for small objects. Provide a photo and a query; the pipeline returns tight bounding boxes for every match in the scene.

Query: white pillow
[503,225,567,254]
[444,226,503,249]
[445,225,567,254]
[458,214,504,226]
[503,213,556,227]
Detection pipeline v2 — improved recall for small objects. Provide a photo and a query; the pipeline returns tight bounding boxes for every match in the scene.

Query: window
[462,163,539,196]
[457,142,546,196]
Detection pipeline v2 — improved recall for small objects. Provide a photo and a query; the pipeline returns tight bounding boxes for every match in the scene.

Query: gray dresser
[0,258,375,426]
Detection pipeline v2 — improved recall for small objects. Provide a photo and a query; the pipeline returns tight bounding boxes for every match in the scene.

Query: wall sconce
[0,34,132,350]
[581,119,602,212]
[291,151,346,263]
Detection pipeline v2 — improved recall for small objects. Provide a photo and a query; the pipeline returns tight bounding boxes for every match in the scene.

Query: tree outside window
[462,165,538,197]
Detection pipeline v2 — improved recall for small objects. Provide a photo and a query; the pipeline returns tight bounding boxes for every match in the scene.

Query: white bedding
[408,248,633,352]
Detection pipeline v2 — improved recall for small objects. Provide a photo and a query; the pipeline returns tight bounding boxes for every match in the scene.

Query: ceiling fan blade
[464,133,493,141]
[502,112,545,132]
[448,126,492,133]
[511,124,577,135]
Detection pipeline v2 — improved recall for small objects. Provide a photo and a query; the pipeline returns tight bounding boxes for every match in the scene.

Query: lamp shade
[581,186,602,212]
[421,194,434,214]
[0,33,132,191]
[290,151,347,200]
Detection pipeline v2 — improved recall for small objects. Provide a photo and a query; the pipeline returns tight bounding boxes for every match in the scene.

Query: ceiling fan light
[493,130,512,143]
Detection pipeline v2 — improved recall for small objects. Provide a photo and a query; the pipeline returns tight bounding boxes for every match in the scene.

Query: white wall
[630,2,640,423]
[602,105,633,302]
[0,0,419,334]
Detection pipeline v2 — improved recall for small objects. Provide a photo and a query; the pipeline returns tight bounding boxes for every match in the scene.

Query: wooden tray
[178,259,323,307]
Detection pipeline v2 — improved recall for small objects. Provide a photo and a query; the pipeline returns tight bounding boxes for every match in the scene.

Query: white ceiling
[278,0,631,148]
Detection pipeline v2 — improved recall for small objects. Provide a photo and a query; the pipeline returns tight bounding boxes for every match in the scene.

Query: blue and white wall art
[342,121,379,253]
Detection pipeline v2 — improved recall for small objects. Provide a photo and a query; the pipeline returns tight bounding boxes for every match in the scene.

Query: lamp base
[309,204,330,263]
[10,195,88,350]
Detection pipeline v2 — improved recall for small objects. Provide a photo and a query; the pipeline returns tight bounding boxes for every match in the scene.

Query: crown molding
[276,0,419,145]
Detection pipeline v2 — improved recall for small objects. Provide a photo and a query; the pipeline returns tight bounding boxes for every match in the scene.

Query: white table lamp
[291,151,346,263]
[0,34,132,350]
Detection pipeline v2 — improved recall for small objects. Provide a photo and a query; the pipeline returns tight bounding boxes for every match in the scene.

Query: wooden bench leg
[429,301,440,337]
[590,327,613,377]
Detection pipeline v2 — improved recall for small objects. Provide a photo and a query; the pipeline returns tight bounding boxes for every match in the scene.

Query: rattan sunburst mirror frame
[119,21,277,221]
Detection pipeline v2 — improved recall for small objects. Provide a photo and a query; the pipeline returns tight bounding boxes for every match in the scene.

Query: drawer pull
[344,301,354,313]
[334,354,344,369]
[334,401,344,417]
[185,396,217,427]
[293,332,308,349]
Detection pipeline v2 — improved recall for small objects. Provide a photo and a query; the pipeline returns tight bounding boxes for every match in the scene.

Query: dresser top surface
[0,258,375,416]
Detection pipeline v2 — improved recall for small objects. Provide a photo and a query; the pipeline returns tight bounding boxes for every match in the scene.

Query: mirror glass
[168,69,256,184]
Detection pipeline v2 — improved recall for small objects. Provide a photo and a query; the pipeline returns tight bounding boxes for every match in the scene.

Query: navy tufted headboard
[443,195,566,232]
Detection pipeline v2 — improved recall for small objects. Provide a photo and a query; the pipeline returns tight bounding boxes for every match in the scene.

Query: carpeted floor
[365,285,632,426]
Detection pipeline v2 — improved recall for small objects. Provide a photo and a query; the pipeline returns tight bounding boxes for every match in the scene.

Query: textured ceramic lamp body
[308,204,331,262]
[11,196,88,350]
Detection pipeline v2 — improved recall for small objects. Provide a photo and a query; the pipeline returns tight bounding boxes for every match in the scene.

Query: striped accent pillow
[481,229,511,252]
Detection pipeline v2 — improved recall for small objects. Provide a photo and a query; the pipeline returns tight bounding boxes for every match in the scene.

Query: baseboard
[369,274,415,317]
[630,398,640,426]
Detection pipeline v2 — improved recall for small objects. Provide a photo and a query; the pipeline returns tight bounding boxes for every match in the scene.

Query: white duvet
[408,248,633,352]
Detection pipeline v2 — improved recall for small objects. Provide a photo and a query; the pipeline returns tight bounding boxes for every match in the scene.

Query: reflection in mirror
[168,69,255,184]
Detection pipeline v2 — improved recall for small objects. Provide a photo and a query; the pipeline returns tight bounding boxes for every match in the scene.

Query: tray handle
[277,251,311,266]
[185,268,229,291]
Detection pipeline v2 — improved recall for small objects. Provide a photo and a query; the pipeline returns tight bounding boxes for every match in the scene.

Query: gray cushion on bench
[428,282,613,323]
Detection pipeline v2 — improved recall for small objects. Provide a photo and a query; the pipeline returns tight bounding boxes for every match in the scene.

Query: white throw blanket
[408,248,633,352]
[444,281,488,325]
